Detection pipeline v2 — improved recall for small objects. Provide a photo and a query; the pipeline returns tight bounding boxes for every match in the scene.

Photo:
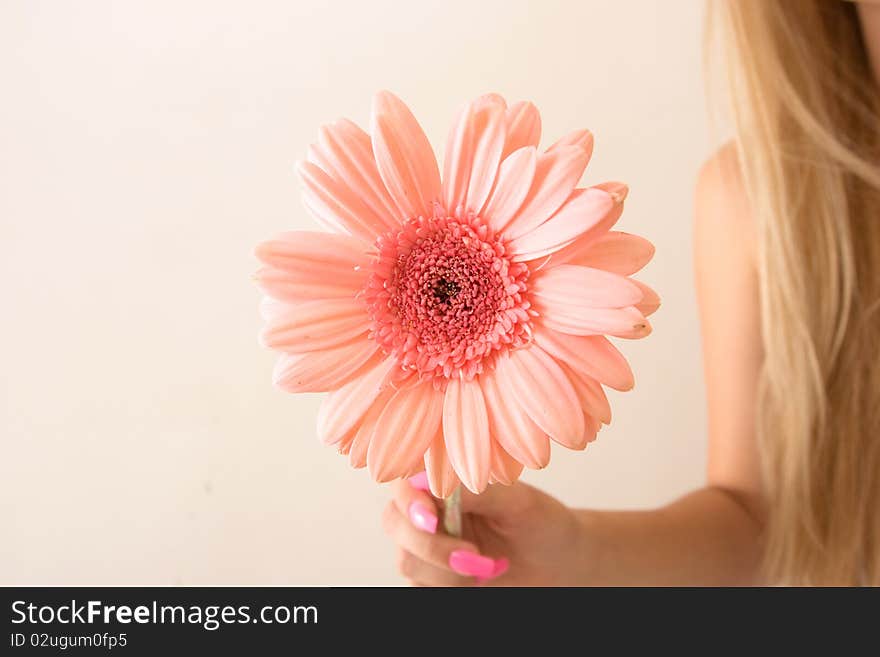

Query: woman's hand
[382,472,591,586]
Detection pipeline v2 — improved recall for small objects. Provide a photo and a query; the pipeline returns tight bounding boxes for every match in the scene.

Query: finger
[391,475,440,535]
[396,549,473,587]
[408,471,431,492]
[458,480,537,520]
[382,500,479,570]
[475,557,511,586]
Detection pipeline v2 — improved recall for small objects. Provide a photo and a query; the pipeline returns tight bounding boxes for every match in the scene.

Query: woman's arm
[383,146,766,586]
[573,145,766,585]
[574,488,761,586]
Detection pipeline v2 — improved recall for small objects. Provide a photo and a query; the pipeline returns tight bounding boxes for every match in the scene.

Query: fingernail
[408,502,438,534]
[408,471,430,491]
[476,557,510,585]
[448,549,502,579]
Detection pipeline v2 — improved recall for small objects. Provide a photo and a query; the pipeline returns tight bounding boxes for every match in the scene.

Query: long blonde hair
[711,0,880,585]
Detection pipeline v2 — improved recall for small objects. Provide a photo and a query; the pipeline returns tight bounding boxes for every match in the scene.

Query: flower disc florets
[365,205,532,382]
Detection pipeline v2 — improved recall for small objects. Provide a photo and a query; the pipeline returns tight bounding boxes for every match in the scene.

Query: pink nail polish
[408,471,430,491]
[476,557,509,585]
[408,502,438,534]
[490,557,510,578]
[448,549,501,579]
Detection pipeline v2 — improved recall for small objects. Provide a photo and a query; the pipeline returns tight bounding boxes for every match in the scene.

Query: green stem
[443,486,462,537]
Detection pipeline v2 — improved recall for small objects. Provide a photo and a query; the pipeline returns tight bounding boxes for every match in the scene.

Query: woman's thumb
[458,481,535,519]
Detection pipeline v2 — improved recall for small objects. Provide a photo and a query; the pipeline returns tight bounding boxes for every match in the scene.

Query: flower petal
[424,431,460,498]
[537,305,651,339]
[540,306,651,339]
[480,365,550,469]
[255,267,362,303]
[533,325,634,391]
[315,355,397,444]
[273,339,380,394]
[442,377,491,494]
[546,129,594,158]
[502,101,541,159]
[530,264,650,339]
[297,160,386,243]
[368,379,444,483]
[632,279,661,316]
[348,388,395,469]
[501,345,584,449]
[503,146,591,241]
[310,119,404,230]
[259,297,287,322]
[558,362,611,424]
[583,414,601,445]
[565,231,655,275]
[482,146,537,234]
[546,183,629,267]
[260,298,369,353]
[442,94,506,214]
[530,263,643,308]
[569,413,600,451]
[370,91,441,220]
[594,180,629,203]
[508,188,616,262]
[254,231,368,301]
[334,425,358,457]
[255,231,366,271]
[489,439,525,485]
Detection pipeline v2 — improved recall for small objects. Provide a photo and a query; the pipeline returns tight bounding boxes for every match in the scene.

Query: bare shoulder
[693,145,764,506]
[694,142,756,263]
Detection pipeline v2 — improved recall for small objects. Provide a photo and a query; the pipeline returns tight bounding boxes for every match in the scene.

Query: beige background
[1,0,711,584]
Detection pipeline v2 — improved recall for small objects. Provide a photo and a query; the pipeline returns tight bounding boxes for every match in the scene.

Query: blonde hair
[710,0,880,585]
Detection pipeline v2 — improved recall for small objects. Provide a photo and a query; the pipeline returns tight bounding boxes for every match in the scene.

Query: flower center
[364,206,533,382]
[431,277,460,304]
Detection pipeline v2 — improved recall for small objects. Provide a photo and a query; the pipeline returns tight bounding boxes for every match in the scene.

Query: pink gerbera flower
[256,91,658,497]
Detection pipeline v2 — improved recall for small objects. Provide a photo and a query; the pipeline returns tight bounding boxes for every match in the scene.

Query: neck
[857,2,880,83]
